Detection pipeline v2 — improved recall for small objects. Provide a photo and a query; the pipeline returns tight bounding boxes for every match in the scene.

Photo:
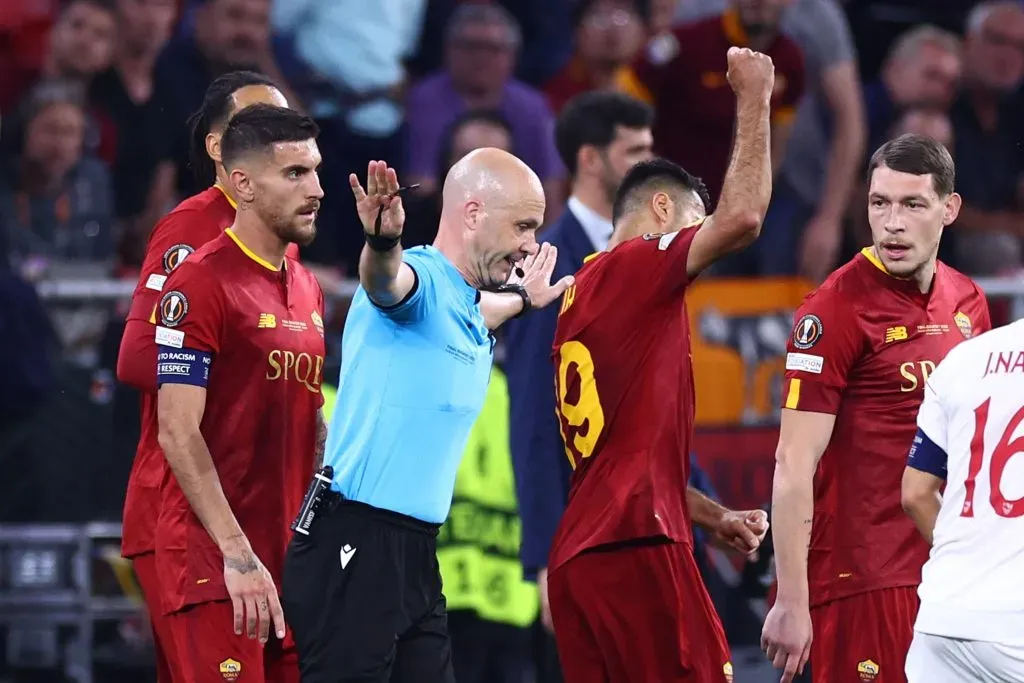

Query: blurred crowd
[2,0,1023,680]
[1,0,1022,359]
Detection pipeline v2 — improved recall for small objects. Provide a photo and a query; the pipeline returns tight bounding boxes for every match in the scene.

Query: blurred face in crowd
[734,0,791,34]
[116,0,177,55]
[583,125,654,205]
[447,20,518,95]
[965,4,1024,93]
[576,0,644,69]
[648,0,681,36]
[449,121,513,168]
[24,103,86,181]
[888,42,961,108]
[891,110,954,151]
[201,0,271,67]
[51,0,117,78]
[866,165,960,279]
[233,140,323,246]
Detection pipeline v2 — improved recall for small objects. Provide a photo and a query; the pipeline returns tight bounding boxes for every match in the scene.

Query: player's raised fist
[726,46,775,102]
[350,160,405,239]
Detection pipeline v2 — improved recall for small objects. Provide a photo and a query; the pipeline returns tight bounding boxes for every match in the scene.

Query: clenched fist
[726,46,775,103]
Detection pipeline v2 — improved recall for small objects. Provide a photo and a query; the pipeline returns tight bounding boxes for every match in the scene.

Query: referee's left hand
[508,242,574,308]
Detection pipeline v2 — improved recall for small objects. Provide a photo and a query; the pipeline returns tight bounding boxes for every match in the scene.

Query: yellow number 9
[555,340,606,469]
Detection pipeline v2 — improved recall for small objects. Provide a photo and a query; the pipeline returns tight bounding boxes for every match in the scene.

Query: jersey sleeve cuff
[370,263,421,314]
[782,377,841,414]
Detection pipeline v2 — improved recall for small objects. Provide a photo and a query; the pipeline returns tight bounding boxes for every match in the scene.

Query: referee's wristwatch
[496,283,532,318]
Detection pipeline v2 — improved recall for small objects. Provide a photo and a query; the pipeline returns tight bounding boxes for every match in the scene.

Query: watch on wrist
[496,283,532,318]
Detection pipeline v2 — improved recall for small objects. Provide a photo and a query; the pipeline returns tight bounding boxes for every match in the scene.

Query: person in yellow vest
[437,366,539,683]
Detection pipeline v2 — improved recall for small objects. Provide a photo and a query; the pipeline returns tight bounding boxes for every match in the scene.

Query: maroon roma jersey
[782,248,991,607]
[118,186,299,558]
[153,228,325,612]
[548,226,701,573]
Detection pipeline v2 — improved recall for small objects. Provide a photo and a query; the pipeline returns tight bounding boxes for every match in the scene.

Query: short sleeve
[813,0,857,68]
[154,263,224,388]
[126,209,203,323]
[782,290,863,414]
[371,247,441,324]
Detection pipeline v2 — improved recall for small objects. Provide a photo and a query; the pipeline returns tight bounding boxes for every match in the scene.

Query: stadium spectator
[0,0,116,114]
[405,3,565,219]
[948,1,1024,275]
[152,0,298,198]
[90,0,178,234]
[1,79,114,268]
[617,0,805,207]
[679,0,866,281]
[543,0,645,115]
[271,0,426,272]
[403,110,516,249]
[863,25,962,155]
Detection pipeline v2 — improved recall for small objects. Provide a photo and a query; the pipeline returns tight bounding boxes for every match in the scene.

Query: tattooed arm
[314,410,328,469]
[158,383,285,643]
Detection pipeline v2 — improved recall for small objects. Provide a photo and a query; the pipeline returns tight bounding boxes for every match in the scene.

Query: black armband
[364,232,401,252]
[496,283,532,318]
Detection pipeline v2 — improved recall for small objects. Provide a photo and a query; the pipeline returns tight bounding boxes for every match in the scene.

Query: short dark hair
[612,158,710,225]
[220,104,320,170]
[437,109,514,180]
[555,92,653,176]
[186,71,279,184]
[867,133,955,196]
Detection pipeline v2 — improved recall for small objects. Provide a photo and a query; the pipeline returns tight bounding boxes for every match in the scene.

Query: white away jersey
[913,319,1024,645]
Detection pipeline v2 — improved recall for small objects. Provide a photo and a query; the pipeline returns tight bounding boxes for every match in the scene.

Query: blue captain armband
[907,428,947,479]
[156,346,212,388]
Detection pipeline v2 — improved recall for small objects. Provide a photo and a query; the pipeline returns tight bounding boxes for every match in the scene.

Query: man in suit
[503,91,654,680]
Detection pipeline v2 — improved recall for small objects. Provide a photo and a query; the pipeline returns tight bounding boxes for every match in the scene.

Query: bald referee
[282,150,572,683]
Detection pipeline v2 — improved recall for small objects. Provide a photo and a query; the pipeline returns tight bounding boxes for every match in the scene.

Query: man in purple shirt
[406,3,566,220]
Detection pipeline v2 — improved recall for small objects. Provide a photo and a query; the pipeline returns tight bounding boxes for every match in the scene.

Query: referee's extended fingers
[552,275,575,296]
[231,595,244,635]
[268,590,287,640]
[385,166,400,195]
[365,161,378,196]
[245,596,259,639]
[374,161,390,196]
[257,596,271,643]
[348,173,367,201]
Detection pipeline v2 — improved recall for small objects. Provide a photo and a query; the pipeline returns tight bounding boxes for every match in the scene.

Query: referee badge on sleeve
[159,290,189,327]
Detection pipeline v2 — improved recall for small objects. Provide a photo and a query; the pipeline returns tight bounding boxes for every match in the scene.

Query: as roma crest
[954,311,972,339]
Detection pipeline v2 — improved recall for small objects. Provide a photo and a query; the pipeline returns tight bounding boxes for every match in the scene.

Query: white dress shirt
[566,196,613,252]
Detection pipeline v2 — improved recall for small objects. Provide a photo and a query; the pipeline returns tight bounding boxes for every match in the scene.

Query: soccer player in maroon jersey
[761,134,992,683]
[547,47,775,683]
[153,105,325,682]
[115,70,291,681]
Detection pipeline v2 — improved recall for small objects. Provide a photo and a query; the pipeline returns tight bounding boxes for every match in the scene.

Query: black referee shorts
[282,495,455,683]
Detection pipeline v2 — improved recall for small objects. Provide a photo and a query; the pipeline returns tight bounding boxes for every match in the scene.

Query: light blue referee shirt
[325,246,494,523]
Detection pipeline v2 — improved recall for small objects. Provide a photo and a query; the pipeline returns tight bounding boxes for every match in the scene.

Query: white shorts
[906,631,1024,683]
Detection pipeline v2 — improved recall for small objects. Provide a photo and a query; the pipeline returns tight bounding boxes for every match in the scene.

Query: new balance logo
[339,544,357,569]
[258,313,277,329]
[885,326,908,343]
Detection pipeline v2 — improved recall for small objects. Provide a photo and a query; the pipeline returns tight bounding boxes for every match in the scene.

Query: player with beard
[761,134,991,683]
[117,70,294,682]
[153,105,325,683]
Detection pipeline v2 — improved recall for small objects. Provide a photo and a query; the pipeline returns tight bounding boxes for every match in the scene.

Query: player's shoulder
[287,256,322,294]
[937,260,985,299]
[148,188,228,246]
[799,256,868,311]
[164,233,233,282]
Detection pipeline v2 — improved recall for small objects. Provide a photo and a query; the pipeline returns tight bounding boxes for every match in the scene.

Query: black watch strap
[497,283,532,318]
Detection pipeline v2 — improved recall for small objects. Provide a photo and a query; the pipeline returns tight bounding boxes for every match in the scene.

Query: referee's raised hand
[350,160,405,240]
[508,242,575,308]
[223,547,286,644]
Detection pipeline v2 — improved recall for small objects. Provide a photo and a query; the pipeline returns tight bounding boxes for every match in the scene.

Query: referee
[283,149,573,683]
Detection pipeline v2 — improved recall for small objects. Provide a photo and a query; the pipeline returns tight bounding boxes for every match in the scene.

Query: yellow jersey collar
[225,228,284,272]
[214,183,238,210]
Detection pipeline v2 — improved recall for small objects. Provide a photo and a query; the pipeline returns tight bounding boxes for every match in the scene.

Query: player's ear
[230,168,256,204]
[651,191,672,226]
[206,132,222,163]
[942,192,962,227]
